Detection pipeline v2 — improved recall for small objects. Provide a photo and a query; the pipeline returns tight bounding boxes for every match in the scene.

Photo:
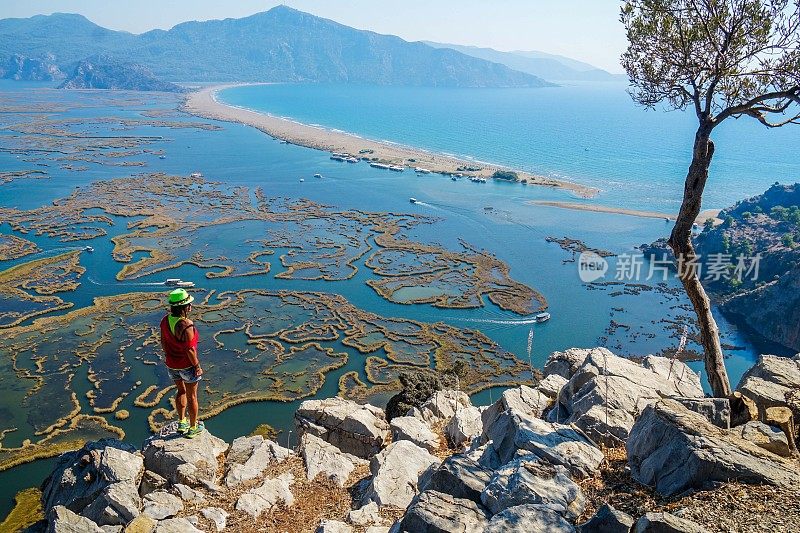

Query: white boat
[314,173,323,178]
[176,281,195,288]
[190,172,203,178]
[299,178,304,182]
[370,162,390,169]
[159,155,166,160]
[535,312,551,323]
[84,246,94,253]
[165,278,181,286]
[414,167,431,174]
[389,165,404,172]
[346,157,359,163]
[409,198,418,204]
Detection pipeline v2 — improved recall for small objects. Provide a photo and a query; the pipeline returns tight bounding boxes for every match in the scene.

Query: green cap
[168,288,194,306]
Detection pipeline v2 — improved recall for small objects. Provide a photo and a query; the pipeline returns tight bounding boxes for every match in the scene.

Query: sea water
[0,80,795,516]
[220,82,800,212]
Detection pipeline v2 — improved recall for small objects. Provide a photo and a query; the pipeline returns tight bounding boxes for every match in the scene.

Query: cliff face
[722,265,800,351]
[58,58,187,92]
[643,183,800,351]
[0,53,63,80]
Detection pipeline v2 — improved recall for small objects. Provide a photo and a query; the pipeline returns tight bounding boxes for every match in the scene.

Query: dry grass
[577,447,800,533]
[175,454,383,533]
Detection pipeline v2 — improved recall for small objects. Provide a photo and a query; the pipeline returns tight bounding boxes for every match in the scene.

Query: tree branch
[714,86,800,124]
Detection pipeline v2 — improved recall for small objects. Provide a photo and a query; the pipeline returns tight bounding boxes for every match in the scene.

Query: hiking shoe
[185,422,205,439]
[177,418,190,434]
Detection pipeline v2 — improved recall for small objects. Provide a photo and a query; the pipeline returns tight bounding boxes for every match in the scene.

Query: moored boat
[190,172,203,178]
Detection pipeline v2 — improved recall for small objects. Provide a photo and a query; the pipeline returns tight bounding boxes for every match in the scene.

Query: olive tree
[621,0,799,397]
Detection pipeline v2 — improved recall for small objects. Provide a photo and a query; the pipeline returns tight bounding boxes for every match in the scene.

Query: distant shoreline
[531,200,722,224]
[182,84,598,198]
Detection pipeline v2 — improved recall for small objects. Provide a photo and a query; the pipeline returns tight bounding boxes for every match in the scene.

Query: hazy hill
[58,57,187,92]
[0,7,552,88]
[424,41,625,82]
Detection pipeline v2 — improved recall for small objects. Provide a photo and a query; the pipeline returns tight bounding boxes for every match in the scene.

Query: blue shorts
[167,366,202,384]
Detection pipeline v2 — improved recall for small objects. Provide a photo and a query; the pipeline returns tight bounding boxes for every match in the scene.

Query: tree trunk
[668,124,732,397]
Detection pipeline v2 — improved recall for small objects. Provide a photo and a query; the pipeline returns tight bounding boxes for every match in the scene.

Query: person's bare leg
[185,381,199,428]
[174,380,187,421]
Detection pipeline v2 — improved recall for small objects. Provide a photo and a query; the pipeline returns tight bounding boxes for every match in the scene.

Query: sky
[0,1,628,73]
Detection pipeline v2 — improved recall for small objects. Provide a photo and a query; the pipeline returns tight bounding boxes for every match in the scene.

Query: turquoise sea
[221,82,800,212]
[0,80,796,517]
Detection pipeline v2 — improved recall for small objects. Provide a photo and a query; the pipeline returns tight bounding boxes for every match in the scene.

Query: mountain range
[0,7,554,88]
[423,41,625,82]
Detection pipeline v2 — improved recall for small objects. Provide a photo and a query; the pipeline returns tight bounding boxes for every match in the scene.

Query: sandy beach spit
[530,200,722,225]
[182,84,598,198]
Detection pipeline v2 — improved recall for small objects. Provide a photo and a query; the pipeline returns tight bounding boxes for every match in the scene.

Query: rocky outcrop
[37,347,800,533]
[481,385,551,432]
[235,472,294,517]
[627,399,800,496]
[444,405,483,447]
[390,416,441,452]
[299,433,367,487]
[544,348,594,380]
[423,454,492,503]
[142,426,228,487]
[142,490,183,520]
[47,506,104,533]
[398,490,489,533]
[362,440,440,508]
[317,520,353,533]
[483,405,603,478]
[577,503,634,533]
[736,421,792,457]
[481,457,585,519]
[41,439,144,524]
[736,354,800,415]
[224,435,292,488]
[485,503,576,533]
[553,348,704,446]
[410,390,472,425]
[154,517,203,532]
[295,397,390,459]
[674,397,731,429]
[634,512,708,532]
[200,506,228,531]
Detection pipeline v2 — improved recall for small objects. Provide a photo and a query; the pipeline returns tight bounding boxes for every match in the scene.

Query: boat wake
[448,316,541,326]
[86,276,167,287]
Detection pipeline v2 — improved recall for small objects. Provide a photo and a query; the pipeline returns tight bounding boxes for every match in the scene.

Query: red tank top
[160,314,199,369]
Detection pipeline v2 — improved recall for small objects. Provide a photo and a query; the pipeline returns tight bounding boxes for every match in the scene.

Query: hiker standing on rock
[160,288,204,438]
